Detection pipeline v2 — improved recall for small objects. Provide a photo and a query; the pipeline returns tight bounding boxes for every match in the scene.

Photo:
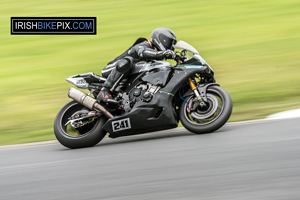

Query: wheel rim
[183,89,225,126]
[59,103,99,139]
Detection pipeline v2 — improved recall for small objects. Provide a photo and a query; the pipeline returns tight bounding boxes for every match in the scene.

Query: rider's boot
[97,69,123,103]
[97,86,113,103]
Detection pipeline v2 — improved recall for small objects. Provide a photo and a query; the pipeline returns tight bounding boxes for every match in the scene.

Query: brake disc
[190,94,219,120]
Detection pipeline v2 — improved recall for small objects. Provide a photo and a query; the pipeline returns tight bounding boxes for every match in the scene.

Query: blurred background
[0,0,299,145]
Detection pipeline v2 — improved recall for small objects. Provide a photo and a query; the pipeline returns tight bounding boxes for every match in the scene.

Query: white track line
[0,140,58,150]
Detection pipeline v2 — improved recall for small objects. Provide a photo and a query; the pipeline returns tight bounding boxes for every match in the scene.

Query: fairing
[103,65,211,137]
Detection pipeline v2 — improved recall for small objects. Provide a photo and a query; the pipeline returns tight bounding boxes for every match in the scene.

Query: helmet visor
[159,34,177,51]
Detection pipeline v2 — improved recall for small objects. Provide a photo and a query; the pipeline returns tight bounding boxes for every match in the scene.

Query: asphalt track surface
[1,117,300,200]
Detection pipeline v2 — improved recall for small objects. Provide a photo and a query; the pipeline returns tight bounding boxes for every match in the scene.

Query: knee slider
[116,56,134,73]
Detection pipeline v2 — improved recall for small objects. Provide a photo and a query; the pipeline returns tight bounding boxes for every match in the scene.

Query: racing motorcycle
[54,40,232,149]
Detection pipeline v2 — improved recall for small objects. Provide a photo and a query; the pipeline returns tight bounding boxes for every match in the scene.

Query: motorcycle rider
[97,27,177,103]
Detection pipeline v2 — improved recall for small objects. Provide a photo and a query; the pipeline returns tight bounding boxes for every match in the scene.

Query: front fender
[182,83,220,102]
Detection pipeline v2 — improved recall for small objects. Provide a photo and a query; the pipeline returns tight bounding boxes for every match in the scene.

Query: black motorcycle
[54,40,232,149]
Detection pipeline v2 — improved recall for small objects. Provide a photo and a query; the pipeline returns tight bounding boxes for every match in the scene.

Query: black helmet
[150,28,177,51]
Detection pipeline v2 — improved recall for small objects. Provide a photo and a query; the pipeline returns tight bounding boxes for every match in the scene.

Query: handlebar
[175,54,186,63]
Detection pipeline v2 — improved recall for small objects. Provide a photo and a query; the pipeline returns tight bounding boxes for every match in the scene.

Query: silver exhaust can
[68,87,114,118]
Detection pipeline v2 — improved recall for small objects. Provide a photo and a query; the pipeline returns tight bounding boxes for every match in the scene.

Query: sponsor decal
[11,17,96,35]
[159,91,174,96]
[112,118,131,132]
[179,65,204,69]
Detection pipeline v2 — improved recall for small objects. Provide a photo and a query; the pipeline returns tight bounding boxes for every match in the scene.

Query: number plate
[112,118,131,132]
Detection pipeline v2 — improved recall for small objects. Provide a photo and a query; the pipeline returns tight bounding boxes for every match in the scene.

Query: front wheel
[54,101,107,149]
[179,86,232,134]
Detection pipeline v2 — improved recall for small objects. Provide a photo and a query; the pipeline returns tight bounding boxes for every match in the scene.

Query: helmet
[150,28,177,51]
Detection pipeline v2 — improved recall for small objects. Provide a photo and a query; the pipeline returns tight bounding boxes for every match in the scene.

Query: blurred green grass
[0,0,300,145]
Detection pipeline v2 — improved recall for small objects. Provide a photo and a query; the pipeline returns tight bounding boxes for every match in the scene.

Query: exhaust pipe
[68,87,114,119]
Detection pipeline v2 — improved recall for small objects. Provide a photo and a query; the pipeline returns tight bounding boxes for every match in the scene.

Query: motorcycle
[54,40,233,149]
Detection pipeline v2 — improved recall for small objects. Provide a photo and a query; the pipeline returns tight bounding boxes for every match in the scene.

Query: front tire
[54,101,107,149]
[179,86,232,134]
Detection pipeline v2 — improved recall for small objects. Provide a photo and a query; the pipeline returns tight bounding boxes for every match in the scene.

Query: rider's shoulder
[132,38,151,47]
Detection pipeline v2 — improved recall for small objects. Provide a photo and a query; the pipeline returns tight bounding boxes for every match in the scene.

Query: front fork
[188,78,201,100]
[187,78,207,110]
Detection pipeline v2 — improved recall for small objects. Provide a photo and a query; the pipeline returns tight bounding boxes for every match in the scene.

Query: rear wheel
[179,86,232,134]
[54,101,107,149]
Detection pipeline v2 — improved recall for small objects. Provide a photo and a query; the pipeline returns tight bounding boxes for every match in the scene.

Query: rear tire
[54,101,107,149]
[179,86,232,134]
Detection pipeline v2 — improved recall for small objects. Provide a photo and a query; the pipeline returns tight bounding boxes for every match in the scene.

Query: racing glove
[162,50,176,60]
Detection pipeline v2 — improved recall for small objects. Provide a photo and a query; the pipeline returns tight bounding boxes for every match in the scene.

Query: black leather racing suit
[101,38,165,91]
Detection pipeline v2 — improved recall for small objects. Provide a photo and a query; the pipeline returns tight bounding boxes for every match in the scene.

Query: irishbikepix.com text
[11,17,96,35]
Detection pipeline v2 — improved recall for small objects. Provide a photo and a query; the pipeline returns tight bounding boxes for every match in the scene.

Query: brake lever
[175,54,186,66]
